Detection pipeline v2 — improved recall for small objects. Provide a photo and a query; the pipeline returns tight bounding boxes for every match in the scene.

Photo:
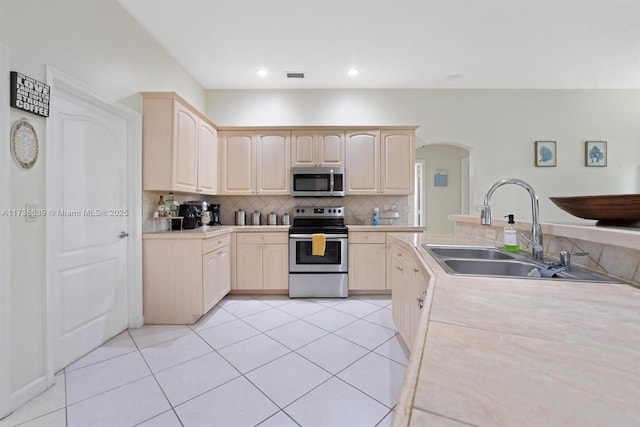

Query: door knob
[119,231,129,238]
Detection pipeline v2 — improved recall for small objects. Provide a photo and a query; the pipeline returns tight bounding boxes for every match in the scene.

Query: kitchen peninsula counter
[390,232,640,426]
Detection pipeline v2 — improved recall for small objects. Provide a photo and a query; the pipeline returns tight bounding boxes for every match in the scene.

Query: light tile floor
[1,295,409,427]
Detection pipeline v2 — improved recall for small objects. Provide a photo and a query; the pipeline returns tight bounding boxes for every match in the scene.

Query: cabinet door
[256,132,290,194]
[318,130,345,166]
[381,130,414,194]
[348,243,386,290]
[262,244,289,290]
[215,245,231,300]
[236,244,263,289]
[291,131,317,167]
[143,239,203,324]
[203,244,232,313]
[197,120,217,195]
[220,131,255,194]
[202,250,218,313]
[391,254,405,336]
[172,102,199,192]
[142,97,173,191]
[345,130,380,194]
[409,263,430,344]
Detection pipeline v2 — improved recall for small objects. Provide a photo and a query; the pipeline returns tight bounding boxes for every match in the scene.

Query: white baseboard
[9,375,51,414]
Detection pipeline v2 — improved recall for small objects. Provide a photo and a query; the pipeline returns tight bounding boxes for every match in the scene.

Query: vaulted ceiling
[118,0,640,89]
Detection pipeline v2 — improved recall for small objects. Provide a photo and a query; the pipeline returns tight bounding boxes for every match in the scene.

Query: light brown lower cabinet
[235,231,289,291]
[390,242,432,347]
[143,233,231,324]
[348,231,387,291]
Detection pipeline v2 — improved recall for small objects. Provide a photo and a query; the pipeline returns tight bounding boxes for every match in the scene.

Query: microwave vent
[286,72,305,79]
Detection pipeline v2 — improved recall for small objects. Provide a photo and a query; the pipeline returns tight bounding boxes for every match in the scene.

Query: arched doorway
[414,143,471,234]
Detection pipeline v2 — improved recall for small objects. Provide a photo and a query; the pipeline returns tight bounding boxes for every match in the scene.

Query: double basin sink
[422,245,621,283]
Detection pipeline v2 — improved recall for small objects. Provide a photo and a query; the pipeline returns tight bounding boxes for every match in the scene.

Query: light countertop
[142,225,290,239]
[347,225,424,232]
[390,232,640,426]
[143,224,422,239]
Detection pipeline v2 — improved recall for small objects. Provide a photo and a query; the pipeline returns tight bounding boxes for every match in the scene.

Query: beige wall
[206,89,640,225]
[0,0,205,394]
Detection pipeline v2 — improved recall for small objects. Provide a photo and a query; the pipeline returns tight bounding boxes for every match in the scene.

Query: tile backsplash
[143,191,411,231]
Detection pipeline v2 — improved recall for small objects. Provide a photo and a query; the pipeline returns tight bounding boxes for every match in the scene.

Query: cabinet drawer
[349,231,386,244]
[236,232,289,245]
[203,233,231,254]
[391,244,412,262]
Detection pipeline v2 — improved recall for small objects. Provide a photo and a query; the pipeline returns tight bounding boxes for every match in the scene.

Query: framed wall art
[535,141,556,167]
[585,141,607,167]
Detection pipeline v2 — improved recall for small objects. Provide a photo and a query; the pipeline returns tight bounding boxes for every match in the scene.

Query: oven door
[289,234,348,273]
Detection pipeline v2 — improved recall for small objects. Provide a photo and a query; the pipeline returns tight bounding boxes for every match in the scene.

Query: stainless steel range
[289,206,348,298]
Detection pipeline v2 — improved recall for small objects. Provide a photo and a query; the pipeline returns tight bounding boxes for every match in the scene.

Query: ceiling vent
[286,72,305,79]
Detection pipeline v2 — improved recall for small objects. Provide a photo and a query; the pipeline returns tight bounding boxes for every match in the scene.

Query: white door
[0,42,11,419]
[48,80,130,370]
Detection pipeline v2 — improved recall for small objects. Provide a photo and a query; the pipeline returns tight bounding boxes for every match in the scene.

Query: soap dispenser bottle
[373,207,380,225]
[504,214,519,252]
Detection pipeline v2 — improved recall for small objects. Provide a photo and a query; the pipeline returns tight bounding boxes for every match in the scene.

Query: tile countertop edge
[347,225,424,232]
[388,232,640,426]
[142,225,290,239]
[449,214,640,251]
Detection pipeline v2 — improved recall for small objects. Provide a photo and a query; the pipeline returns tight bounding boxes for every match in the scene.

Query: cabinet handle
[417,297,424,309]
[413,268,419,273]
[195,188,203,192]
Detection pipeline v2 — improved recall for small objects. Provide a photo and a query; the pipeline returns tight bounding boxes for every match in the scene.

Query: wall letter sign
[10,71,50,118]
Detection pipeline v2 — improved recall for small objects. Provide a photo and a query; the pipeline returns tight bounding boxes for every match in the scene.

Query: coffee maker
[209,204,221,226]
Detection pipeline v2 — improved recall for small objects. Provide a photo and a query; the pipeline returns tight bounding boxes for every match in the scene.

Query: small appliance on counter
[200,203,221,226]
[177,203,201,229]
[209,204,222,225]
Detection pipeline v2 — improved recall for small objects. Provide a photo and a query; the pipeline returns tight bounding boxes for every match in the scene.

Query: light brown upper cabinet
[380,130,414,194]
[345,130,380,194]
[219,130,291,195]
[142,93,217,194]
[292,130,345,167]
[345,129,414,195]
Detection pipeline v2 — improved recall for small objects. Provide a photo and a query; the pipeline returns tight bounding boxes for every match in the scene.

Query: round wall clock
[11,118,39,169]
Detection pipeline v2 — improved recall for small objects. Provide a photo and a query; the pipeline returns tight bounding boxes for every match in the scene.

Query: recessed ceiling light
[256,68,268,78]
[347,68,359,77]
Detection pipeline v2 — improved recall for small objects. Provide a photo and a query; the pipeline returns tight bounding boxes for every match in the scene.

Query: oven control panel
[293,206,344,218]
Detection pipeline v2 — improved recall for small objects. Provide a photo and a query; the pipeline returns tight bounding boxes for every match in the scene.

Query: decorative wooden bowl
[549,194,640,228]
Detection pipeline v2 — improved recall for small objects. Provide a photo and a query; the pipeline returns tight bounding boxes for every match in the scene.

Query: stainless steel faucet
[480,178,544,260]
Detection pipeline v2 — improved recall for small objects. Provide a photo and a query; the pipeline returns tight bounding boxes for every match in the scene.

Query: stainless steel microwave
[291,166,345,197]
